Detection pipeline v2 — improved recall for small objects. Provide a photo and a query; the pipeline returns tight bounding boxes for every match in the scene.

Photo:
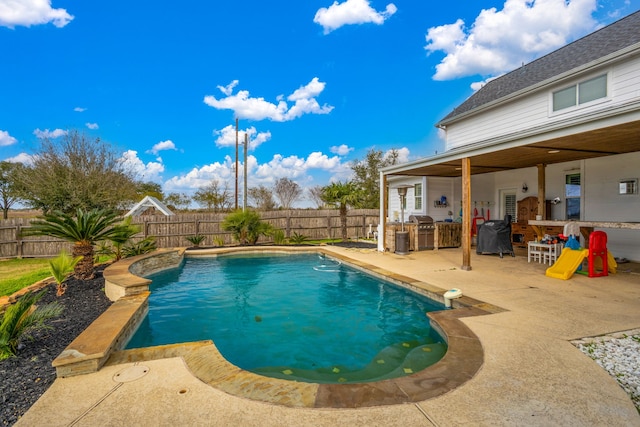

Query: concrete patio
[16,246,640,426]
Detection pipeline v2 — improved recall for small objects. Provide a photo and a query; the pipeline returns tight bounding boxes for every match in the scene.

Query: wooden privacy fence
[0,209,379,258]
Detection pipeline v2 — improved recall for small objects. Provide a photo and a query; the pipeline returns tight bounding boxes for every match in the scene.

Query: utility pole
[235,118,239,210]
[243,132,248,211]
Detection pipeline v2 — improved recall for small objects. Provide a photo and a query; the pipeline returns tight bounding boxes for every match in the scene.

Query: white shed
[125,196,174,217]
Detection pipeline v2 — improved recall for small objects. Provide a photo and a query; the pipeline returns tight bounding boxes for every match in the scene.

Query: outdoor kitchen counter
[528,220,640,245]
[385,222,417,253]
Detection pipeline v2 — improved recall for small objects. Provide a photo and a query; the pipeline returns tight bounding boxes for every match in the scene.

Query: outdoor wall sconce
[522,183,528,193]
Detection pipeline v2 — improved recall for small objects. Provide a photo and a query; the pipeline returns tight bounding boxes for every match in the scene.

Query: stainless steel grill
[409,215,435,250]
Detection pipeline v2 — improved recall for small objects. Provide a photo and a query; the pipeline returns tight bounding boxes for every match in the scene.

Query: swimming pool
[126,252,448,383]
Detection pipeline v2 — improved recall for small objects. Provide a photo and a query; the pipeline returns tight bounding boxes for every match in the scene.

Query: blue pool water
[126,252,447,383]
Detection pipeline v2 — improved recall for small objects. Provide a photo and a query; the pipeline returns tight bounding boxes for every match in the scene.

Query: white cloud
[120,150,165,183]
[0,0,74,29]
[203,78,334,122]
[4,152,33,165]
[314,0,397,34]
[74,107,86,112]
[85,122,99,130]
[163,156,236,191]
[33,128,67,139]
[217,80,239,96]
[164,150,351,194]
[470,75,501,91]
[425,0,598,80]
[387,147,409,163]
[330,144,353,156]
[147,140,177,155]
[0,130,17,146]
[213,125,272,151]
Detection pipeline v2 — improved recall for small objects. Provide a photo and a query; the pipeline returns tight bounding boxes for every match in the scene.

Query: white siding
[446,92,549,150]
[445,55,640,150]
[427,178,454,221]
[612,54,640,103]
[386,177,426,223]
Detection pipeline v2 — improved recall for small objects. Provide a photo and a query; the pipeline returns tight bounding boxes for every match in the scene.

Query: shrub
[222,210,273,245]
[0,290,64,360]
[122,237,157,258]
[213,236,225,247]
[96,216,141,261]
[185,234,206,247]
[289,231,309,245]
[272,229,286,245]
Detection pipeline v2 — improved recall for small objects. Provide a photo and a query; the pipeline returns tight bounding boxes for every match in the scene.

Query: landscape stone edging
[103,248,185,301]
[52,248,185,377]
[0,277,54,313]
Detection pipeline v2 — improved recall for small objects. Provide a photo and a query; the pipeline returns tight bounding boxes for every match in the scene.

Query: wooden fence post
[286,212,291,238]
[16,224,22,258]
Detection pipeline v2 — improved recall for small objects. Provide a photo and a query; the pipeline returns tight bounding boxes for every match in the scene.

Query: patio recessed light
[548,150,560,154]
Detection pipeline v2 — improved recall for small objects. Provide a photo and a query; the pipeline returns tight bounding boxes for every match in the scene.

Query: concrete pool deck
[17,246,640,426]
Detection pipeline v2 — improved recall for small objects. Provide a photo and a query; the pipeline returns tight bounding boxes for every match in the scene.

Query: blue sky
[1,0,638,207]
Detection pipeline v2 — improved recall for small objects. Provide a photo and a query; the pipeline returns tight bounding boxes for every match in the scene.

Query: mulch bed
[0,266,112,426]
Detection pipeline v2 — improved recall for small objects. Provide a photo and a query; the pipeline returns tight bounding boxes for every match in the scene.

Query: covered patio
[380,115,640,271]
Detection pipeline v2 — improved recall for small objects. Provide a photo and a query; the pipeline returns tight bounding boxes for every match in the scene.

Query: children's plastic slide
[545,247,589,280]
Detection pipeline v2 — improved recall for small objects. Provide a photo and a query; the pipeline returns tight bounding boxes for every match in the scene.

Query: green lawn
[0,258,53,297]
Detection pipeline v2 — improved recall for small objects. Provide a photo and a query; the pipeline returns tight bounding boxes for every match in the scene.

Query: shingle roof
[437,10,640,125]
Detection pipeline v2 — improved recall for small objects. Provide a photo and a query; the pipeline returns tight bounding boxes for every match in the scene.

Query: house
[379,10,640,268]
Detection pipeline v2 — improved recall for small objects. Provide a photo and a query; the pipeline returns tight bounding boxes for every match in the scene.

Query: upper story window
[552,74,607,112]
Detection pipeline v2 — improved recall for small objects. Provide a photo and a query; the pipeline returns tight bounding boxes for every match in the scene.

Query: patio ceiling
[387,119,640,177]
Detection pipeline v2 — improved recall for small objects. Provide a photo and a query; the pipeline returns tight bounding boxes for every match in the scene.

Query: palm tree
[24,208,126,280]
[49,250,82,296]
[321,181,361,241]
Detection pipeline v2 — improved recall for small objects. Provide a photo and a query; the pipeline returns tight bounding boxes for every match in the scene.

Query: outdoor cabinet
[434,222,461,249]
[511,196,560,248]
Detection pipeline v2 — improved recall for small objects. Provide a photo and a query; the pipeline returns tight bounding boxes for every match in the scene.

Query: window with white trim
[414,183,422,210]
[565,173,581,220]
[552,74,607,112]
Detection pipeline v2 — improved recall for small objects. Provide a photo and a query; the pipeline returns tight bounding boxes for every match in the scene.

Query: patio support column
[461,157,472,270]
[379,172,388,252]
[537,163,546,218]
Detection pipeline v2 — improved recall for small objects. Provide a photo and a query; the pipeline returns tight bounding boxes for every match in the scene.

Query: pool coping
[53,246,507,408]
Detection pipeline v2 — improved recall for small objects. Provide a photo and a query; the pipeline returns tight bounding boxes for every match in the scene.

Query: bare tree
[193,179,232,212]
[307,185,325,209]
[248,185,276,210]
[273,178,302,209]
[16,130,138,214]
[165,192,191,211]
